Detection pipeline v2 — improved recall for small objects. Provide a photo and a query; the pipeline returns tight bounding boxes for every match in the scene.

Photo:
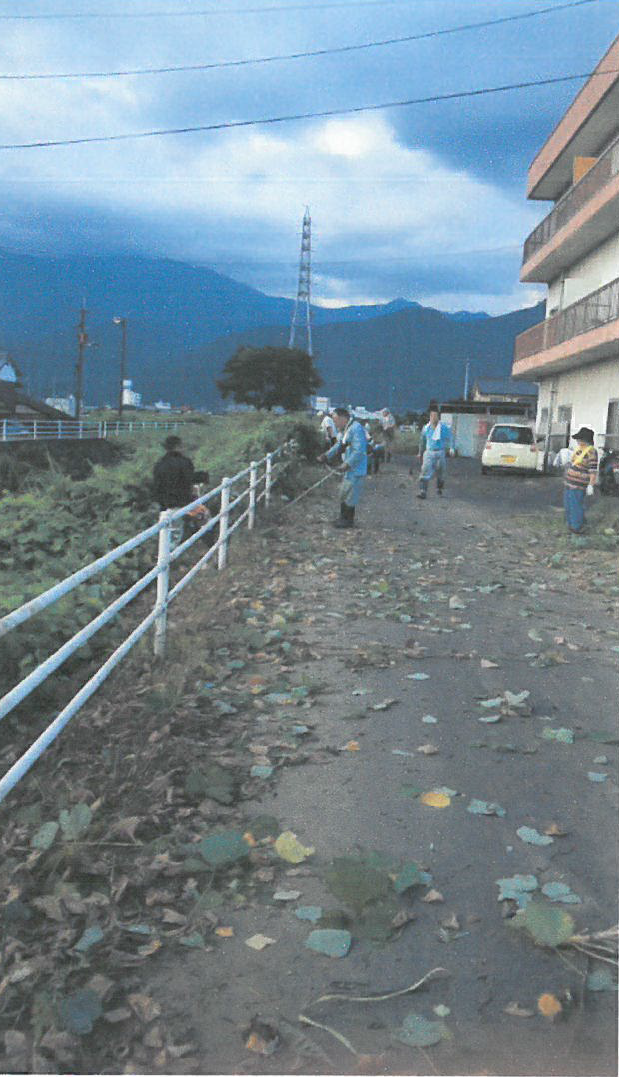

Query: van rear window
[490,426,534,445]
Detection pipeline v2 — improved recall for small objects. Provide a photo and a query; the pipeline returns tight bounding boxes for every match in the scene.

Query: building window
[606,399,619,450]
[557,405,572,425]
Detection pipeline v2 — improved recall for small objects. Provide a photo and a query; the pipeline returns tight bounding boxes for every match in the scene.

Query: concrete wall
[547,232,618,312]
[535,355,618,442]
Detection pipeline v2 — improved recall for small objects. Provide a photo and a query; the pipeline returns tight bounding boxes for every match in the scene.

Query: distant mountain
[0,247,536,409]
[182,303,542,411]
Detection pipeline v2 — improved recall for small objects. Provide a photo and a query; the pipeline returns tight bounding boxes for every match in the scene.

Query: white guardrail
[0,443,288,804]
[1,418,181,442]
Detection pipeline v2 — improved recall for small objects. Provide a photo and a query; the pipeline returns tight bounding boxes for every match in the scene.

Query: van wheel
[481,466,488,475]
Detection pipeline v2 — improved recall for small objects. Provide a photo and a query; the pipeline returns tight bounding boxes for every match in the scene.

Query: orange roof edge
[527,37,619,199]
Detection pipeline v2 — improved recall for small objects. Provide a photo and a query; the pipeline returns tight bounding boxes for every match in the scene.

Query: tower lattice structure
[288,207,313,356]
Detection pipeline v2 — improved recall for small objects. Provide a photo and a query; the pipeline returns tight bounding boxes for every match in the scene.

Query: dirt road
[147,459,618,1075]
[2,457,616,1077]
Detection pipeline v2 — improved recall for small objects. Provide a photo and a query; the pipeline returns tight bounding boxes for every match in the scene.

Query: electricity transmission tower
[288,207,313,356]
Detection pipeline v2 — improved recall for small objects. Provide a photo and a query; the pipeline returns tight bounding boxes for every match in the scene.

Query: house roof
[0,383,73,419]
[474,378,538,397]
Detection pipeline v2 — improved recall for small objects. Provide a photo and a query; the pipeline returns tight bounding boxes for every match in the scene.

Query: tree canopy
[217,346,322,411]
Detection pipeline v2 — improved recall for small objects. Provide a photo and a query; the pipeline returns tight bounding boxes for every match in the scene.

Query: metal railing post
[1,420,6,442]
[153,511,172,658]
[103,420,107,439]
[32,420,37,440]
[248,460,258,530]
[98,421,103,439]
[218,478,232,571]
[265,453,273,507]
[78,421,83,439]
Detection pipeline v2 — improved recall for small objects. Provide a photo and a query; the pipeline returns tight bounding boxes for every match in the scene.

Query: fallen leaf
[586,970,618,993]
[420,792,451,809]
[467,799,506,817]
[541,727,574,745]
[305,929,352,958]
[371,698,399,710]
[274,831,315,864]
[273,889,301,902]
[537,993,562,1019]
[541,882,581,904]
[587,771,608,783]
[504,1002,534,1018]
[395,1013,449,1047]
[103,1007,132,1024]
[480,659,499,669]
[517,826,553,847]
[59,990,102,1036]
[417,744,439,755]
[129,994,161,1023]
[511,902,575,947]
[340,741,360,752]
[543,823,569,837]
[393,862,432,894]
[422,889,444,904]
[245,934,276,951]
[295,906,322,922]
[215,927,234,938]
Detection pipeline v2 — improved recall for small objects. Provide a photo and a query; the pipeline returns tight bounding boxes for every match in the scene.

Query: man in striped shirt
[564,426,598,535]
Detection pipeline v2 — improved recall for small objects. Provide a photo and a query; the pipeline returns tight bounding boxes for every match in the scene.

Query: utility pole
[463,360,471,400]
[113,316,127,419]
[75,303,88,420]
[288,207,313,356]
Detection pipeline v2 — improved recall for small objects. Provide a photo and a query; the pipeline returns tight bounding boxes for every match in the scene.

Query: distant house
[122,379,142,409]
[471,378,538,407]
[45,394,77,417]
[0,383,73,423]
[0,353,23,387]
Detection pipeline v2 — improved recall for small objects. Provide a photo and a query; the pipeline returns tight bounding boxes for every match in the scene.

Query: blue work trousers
[564,485,587,533]
[420,449,446,493]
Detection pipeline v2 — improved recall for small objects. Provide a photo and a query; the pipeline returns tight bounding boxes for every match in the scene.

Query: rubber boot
[437,479,444,497]
[417,479,428,500]
[333,502,350,528]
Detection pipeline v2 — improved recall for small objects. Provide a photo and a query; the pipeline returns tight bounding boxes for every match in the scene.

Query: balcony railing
[514,278,619,362]
[523,138,619,264]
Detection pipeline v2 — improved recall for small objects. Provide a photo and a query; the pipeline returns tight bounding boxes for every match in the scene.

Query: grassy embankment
[0,412,321,711]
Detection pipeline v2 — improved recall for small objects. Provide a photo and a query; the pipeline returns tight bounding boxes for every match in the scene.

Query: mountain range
[0,248,541,410]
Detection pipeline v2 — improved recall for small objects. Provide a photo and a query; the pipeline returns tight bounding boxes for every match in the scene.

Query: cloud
[0,112,543,309]
[0,0,616,310]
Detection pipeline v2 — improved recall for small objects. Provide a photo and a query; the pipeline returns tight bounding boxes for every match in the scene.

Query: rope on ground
[284,468,339,507]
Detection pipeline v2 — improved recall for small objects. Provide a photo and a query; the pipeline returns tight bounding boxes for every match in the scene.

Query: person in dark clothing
[153,435,195,509]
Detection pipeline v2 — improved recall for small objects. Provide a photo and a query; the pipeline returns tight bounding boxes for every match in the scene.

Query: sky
[0,0,617,313]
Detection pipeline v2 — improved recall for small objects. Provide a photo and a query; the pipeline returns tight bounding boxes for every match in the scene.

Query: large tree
[217,346,322,411]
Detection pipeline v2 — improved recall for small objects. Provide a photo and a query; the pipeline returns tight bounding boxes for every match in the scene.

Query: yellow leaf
[342,741,360,752]
[537,993,562,1019]
[215,927,234,938]
[243,831,257,847]
[274,830,315,864]
[420,792,451,808]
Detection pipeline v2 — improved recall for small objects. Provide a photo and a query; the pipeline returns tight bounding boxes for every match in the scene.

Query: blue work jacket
[420,421,453,454]
[326,419,368,477]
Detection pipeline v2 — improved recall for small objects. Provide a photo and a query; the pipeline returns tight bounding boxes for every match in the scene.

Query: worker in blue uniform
[318,407,368,528]
[417,403,454,499]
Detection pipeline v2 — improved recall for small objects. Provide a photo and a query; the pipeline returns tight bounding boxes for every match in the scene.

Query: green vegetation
[217,346,322,411]
[0,412,321,707]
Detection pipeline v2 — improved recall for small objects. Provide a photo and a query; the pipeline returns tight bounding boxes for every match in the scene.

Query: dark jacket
[153,450,195,509]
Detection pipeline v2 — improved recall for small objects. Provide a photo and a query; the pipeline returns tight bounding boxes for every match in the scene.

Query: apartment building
[512,38,618,450]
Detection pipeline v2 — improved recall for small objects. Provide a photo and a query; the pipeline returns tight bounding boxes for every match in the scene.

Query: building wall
[535,355,618,441]
[546,232,619,313]
[442,411,533,458]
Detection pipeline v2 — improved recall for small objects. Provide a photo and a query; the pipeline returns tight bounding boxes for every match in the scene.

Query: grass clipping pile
[0,515,333,1075]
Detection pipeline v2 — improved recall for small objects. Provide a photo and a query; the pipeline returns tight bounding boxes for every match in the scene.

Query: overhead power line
[0,0,416,19]
[0,69,616,151]
[0,1,600,81]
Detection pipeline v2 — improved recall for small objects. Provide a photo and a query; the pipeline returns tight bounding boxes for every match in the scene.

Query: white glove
[586,484,594,497]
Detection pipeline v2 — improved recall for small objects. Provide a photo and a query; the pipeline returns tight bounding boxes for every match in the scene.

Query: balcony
[513,278,619,377]
[521,138,618,282]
